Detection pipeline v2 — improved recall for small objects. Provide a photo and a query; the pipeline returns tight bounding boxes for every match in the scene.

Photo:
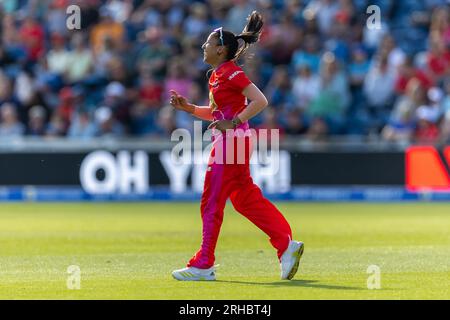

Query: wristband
[231,117,242,128]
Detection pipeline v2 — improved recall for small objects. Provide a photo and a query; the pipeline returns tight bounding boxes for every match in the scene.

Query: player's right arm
[169,90,213,121]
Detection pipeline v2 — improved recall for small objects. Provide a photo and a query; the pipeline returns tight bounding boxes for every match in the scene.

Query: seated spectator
[363,55,397,131]
[139,72,163,109]
[255,107,286,143]
[2,14,21,51]
[14,69,37,109]
[304,0,340,36]
[102,81,129,127]
[47,33,71,76]
[429,6,450,47]
[129,102,156,136]
[324,11,352,64]
[176,82,206,133]
[265,65,295,111]
[306,117,329,142]
[0,103,25,137]
[94,36,118,77]
[395,56,432,95]
[93,106,125,137]
[27,105,47,136]
[136,26,171,80]
[225,0,254,34]
[441,109,450,142]
[90,9,124,56]
[442,77,450,114]
[292,64,320,110]
[102,0,133,23]
[183,2,209,39]
[153,105,177,137]
[426,32,450,83]
[0,72,18,106]
[46,113,67,137]
[56,87,76,132]
[307,52,350,134]
[378,34,406,73]
[291,35,322,74]
[414,105,440,144]
[164,59,193,103]
[364,55,396,109]
[349,46,370,89]
[19,15,45,63]
[68,109,97,140]
[284,109,308,135]
[382,78,426,143]
[262,13,303,65]
[67,33,94,83]
[427,86,444,119]
[46,0,69,36]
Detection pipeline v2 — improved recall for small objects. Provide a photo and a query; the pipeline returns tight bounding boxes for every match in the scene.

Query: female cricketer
[169,11,304,281]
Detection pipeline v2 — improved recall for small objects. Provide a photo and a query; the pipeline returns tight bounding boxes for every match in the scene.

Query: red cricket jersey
[208,60,252,124]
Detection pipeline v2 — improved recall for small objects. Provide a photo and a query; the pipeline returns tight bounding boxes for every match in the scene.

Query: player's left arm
[236,83,268,123]
[208,83,268,131]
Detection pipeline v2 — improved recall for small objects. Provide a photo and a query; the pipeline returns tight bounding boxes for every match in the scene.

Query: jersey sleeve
[228,68,252,92]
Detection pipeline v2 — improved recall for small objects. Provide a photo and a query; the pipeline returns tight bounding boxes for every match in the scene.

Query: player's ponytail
[209,11,263,72]
[232,11,264,61]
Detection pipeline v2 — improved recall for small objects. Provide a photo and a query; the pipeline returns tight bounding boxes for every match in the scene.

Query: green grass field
[0,202,448,299]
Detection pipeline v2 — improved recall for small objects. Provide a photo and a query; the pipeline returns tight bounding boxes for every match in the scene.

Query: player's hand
[169,90,194,113]
[208,120,234,132]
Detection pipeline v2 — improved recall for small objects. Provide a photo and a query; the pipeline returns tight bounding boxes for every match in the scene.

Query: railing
[0,136,424,153]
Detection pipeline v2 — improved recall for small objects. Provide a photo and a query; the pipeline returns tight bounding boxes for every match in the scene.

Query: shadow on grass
[215,279,363,291]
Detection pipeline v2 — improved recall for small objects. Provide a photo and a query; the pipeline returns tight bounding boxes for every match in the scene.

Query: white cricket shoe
[280,240,304,280]
[172,266,216,281]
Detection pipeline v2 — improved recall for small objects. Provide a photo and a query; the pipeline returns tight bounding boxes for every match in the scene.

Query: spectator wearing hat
[93,106,125,137]
[414,105,440,144]
[102,81,130,128]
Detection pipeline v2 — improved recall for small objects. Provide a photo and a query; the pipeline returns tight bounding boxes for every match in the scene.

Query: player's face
[201,33,222,65]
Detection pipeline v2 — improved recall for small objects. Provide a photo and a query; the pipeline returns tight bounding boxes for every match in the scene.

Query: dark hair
[215,11,264,62]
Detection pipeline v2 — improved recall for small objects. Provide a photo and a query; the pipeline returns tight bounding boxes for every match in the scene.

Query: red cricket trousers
[187,134,292,269]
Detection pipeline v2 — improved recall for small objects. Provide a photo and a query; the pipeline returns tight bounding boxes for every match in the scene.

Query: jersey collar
[214,60,232,73]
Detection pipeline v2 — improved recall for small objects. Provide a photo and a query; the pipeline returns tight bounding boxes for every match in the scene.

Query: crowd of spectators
[1,0,450,144]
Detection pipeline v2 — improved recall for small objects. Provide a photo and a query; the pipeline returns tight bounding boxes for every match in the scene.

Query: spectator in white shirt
[292,64,321,110]
[47,33,71,76]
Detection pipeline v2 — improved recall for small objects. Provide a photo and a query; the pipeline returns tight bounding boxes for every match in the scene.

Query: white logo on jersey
[228,70,243,81]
